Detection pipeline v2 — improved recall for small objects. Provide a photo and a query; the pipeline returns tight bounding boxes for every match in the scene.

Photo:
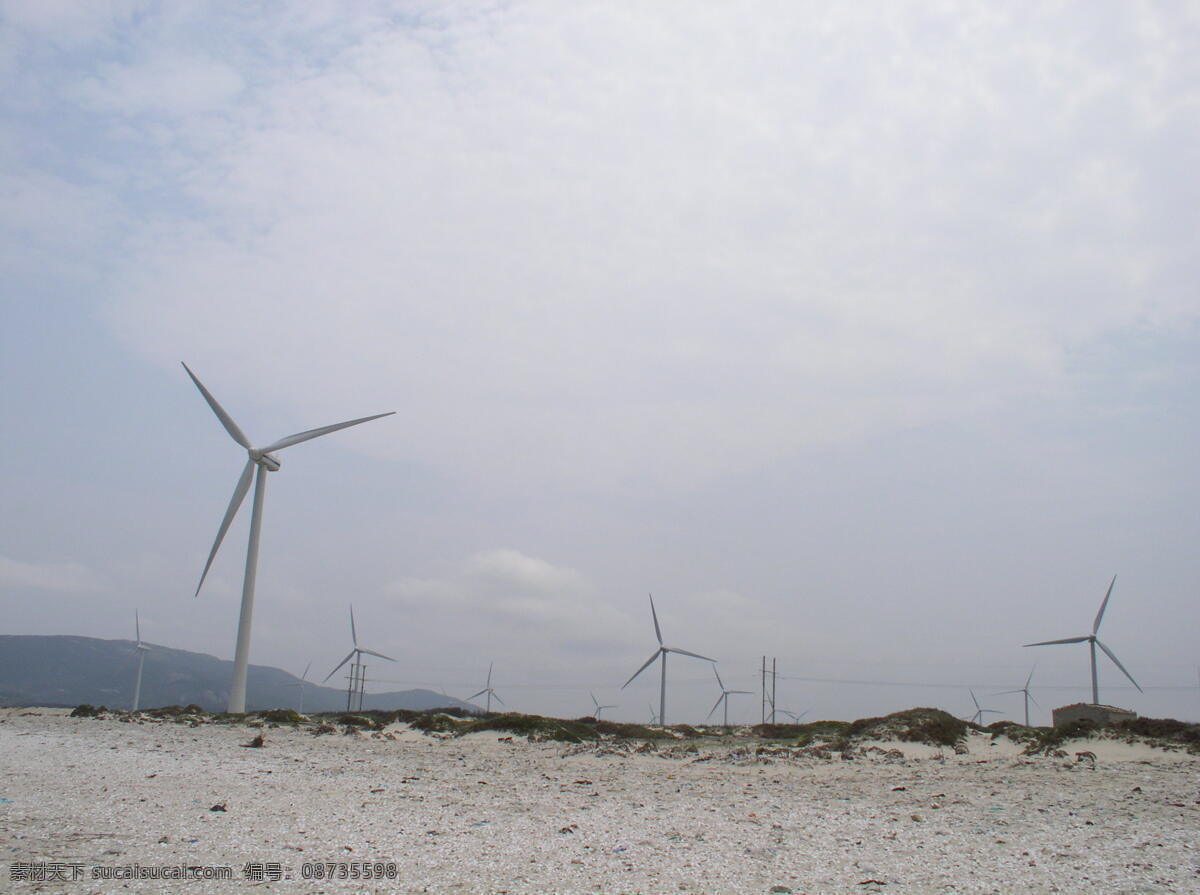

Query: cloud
[0,555,107,593]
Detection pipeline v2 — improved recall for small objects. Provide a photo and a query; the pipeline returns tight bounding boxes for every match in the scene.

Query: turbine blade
[667,647,716,663]
[649,593,663,645]
[182,362,251,449]
[487,662,493,687]
[350,605,358,646]
[1025,665,1036,689]
[713,665,725,691]
[622,650,662,688]
[1024,636,1090,647]
[491,691,505,706]
[467,689,488,700]
[135,610,141,643]
[195,458,254,596]
[301,662,311,682]
[590,691,599,708]
[358,647,395,663]
[996,689,1023,696]
[970,689,981,710]
[707,694,724,720]
[1028,692,1041,708]
[1095,639,1143,692]
[730,690,753,695]
[323,650,356,682]
[1092,574,1117,634]
[260,412,395,454]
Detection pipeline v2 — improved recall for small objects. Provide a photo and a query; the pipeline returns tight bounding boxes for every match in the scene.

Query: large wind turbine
[997,666,1039,727]
[324,607,395,711]
[622,594,714,726]
[131,611,150,711]
[183,362,393,713]
[469,662,504,714]
[706,666,752,728]
[1024,575,1143,706]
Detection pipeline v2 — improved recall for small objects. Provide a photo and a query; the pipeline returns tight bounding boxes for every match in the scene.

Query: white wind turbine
[131,610,151,711]
[997,665,1039,727]
[183,362,393,713]
[967,688,1001,725]
[589,691,617,720]
[291,662,311,714]
[706,666,753,728]
[1024,575,1143,706]
[324,607,395,711]
[469,662,504,714]
[778,709,809,723]
[622,594,715,726]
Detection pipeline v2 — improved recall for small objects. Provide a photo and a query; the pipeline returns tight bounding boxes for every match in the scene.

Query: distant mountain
[0,635,476,714]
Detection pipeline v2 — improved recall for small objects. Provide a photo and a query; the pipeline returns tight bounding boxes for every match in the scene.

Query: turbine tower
[707,666,752,728]
[324,607,395,711]
[997,665,1039,727]
[131,611,151,711]
[1024,574,1143,705]
[589,691,617,720]
[967,688,1001,725]
[292,662,311,714]
[622,594,714,726]
[469,662,503,714]
[183,362,393,713]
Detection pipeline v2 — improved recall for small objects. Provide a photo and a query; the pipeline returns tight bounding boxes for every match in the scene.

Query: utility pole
[761,657,778,724]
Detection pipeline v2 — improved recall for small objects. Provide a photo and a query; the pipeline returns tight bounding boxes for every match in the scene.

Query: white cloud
[0,555,107,593]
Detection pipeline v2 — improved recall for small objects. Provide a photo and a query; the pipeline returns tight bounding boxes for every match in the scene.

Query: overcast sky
[3,1,1198,725]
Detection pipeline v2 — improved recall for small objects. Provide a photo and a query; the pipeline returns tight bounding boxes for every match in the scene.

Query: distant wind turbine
[997,665,1039,727]
[324,607,395,711]
[183,362,393,713]
[589,691,617,720]
[778,709,808,723]
[131,611,150,711]
[469,662,504,714]
[706,666,752,728]
[622,594,715,726]
[648,703,659,725]
[967,688,1001,725]
[291,662,311,714]
[1024,575,1143,706]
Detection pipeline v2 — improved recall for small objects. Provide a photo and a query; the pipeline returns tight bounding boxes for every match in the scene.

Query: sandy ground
[1,709,1197,894]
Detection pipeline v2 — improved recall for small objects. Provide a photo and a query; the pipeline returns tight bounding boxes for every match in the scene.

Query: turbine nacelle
[248,449,281,471]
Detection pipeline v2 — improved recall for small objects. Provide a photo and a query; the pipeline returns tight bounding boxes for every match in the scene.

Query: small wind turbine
[997,665,1040,727]
[706,666,753,728]
[778,709,809,723]
[967,688,1001,725]
[324,607,395,711]
[622,594,715,726]
[648,703,659,725]
[1024,575,1143,705]
[131,611,151,711]
[183,362,393,713]
[291,662,311,714]
[469,662,504,714]
[589,691,617,720]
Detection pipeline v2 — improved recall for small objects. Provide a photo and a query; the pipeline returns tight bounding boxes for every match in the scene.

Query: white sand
[1,710,1198,894]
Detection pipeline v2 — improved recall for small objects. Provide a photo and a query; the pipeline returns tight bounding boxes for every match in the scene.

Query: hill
[0,635,474,713]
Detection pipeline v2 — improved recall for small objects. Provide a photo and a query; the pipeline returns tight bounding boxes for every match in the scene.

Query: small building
[1052,703,1137,727]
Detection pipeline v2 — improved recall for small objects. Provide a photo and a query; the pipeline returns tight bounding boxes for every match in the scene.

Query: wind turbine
[647,703,659,725]
[469,662,504,714]
[1024,575,1143,705]
[291,662,311,714]
[131,611,151,711]
[997,665,1040,727]
[778,709,809,724]
[706,666,752,728]
[967,688,1001,725]
[622,594,715,726]
[183,362,393,713]
[324,607,396,711]
[589,691,617,720]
